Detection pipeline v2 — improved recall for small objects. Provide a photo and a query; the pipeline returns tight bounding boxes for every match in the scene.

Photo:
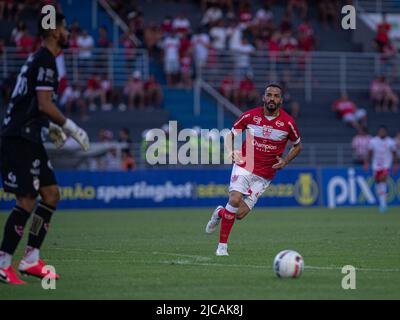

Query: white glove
[62,119,90,151]
[48,122,67,149]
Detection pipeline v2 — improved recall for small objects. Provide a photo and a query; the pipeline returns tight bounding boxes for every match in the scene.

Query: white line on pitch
[152,251,212,261]
[48,248,400,273]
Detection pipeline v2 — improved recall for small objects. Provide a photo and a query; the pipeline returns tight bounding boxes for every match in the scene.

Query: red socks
[219,205,238,244]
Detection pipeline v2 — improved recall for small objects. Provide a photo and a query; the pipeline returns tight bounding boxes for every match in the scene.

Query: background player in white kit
[364,126,398,213]
[205,84,302,256]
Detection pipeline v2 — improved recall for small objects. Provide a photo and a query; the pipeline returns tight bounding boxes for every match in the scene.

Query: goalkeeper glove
[48,122,67,149]
[62,119,90,151]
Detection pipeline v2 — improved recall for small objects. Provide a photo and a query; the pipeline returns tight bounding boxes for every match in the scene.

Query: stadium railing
[355,0,400,13]
[3,47,398,100]
[199,50,400,102]
[1,47,149,88]
[97,0,142,48]
[194,78,241,130]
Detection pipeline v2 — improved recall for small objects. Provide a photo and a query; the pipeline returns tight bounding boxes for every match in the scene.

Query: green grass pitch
[0,207,399,299]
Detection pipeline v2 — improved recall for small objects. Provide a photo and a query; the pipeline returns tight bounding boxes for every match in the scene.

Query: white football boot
[215,243,229,256]
[205,205,223,234]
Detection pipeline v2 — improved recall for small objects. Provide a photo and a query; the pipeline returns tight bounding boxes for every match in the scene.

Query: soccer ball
[273,250,304,278]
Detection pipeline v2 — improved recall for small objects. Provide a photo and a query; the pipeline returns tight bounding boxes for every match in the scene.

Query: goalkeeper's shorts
[0,137,57,197]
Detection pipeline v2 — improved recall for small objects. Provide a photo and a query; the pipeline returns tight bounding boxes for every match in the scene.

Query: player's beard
[264,101,281,114]
[59,35,69,50]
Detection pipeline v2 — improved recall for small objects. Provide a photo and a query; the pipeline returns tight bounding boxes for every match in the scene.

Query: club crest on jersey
[253,116,262,125]
[276,120,284,127]
[263,125,273,138]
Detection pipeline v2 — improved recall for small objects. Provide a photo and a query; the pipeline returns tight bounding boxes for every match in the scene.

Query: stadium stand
[1,0,400,169]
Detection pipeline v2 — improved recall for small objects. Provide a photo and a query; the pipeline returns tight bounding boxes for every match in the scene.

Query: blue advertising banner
[321,167,400,208]
[0,168,320,209]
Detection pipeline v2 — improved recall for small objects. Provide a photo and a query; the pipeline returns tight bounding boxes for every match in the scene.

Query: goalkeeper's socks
[0,251,12,269]
[0,206,31,263]
[22,246,40,264]
[27,202,55,250]
[219,204,238,244]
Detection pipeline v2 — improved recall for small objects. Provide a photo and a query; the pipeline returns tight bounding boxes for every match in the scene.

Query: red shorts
[374,169,389,181]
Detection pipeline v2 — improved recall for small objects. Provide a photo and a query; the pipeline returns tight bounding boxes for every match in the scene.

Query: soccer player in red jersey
[364,126,398,213]
[205,84,302,256]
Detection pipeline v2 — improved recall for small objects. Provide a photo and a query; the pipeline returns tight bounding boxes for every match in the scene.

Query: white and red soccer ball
[273,250,304,278]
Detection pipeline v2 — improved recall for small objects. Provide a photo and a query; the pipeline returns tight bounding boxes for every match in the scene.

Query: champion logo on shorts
[231,175,239,182]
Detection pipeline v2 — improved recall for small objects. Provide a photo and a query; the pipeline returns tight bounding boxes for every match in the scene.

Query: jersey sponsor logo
[31,159,41,175]
[231,174,239,182]
[33,177,40,191]
[3,116,11,126]
[4,172,18,188]
[33,159,41,168]
[294,173,319,206]
[252,139,278,152]
[276,120,284,127]
[37,67,55,83]
[8,172,16,184]
[45,68,55,83]
[253,116,262,125]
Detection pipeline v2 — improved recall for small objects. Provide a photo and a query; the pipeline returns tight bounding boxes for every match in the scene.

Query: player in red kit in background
[205,84,302,256]
[364,126,398,213]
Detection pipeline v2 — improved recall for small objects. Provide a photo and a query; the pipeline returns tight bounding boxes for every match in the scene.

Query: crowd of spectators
[373,13,398,80]
[81,127,137,171]
[370,75,398,113]
[56,70,163,118]
[351,126,400,166]
[351,127,371,165]
[332,75,399,132]
[104,0,320,89]
[0,4,164,117]
[332,93,368,131]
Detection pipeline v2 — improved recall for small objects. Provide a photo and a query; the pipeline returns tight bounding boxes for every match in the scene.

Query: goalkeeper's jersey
[1,46,59,143]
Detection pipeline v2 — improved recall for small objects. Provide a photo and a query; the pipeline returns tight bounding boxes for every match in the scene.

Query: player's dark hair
[38,11,66,38]
[378,125,388,131]
[121,128,130,135]
[265,83,283,95]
